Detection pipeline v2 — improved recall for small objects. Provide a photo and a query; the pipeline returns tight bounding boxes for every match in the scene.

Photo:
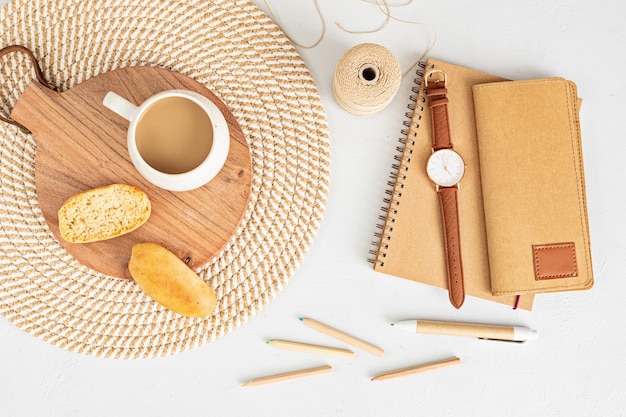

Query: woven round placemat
[0,0,330,358]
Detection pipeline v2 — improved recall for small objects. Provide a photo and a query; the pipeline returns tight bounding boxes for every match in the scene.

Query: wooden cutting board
[10,66,252,279]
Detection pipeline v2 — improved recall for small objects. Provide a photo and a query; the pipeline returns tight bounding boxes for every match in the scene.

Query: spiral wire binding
[368,61,431,267]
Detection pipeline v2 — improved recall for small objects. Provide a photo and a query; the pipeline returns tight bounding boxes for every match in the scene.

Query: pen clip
[478,337,527,344]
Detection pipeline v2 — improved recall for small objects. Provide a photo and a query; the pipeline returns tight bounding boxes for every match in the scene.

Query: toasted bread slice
[58,184,151,243]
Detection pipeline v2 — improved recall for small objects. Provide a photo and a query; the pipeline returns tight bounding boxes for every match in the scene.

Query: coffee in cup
[103,89,229,191]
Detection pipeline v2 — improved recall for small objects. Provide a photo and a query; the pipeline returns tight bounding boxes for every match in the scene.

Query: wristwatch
[424,70,465,309]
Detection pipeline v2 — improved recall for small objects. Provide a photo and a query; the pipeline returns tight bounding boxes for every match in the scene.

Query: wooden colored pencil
[242,365,332,387]
[267,340,355,358]
[299,317,384,357]
[370,357,461,381]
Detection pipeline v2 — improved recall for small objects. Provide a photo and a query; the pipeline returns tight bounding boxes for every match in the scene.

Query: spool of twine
[333,43,402,116]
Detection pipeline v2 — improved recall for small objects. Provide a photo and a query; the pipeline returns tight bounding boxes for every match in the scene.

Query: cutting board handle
[0,45,57,133]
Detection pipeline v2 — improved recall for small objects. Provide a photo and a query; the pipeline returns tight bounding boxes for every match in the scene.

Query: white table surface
[1,1,623,416]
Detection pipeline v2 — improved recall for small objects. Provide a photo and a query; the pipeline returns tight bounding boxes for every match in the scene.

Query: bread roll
[128,242,217,318]
[58,183,151,243]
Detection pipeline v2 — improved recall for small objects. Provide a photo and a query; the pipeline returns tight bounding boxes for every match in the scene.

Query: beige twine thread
[0,0,330,358]
[262,0,436,115]
[262,0,326,49]
[335,0,437,78]
[332,43,402,116]
[334,0,409,34]
[261,0,435,62]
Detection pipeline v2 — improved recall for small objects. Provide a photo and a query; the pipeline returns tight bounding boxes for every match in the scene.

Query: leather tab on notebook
[533,243,578,280]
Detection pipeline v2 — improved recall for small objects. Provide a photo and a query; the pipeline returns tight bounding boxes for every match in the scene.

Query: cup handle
[103,91,139,121]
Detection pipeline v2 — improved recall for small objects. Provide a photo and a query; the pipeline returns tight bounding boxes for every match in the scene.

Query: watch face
[426,149,465,187]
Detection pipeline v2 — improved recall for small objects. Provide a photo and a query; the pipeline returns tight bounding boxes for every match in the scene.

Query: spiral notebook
[370,58,534,310]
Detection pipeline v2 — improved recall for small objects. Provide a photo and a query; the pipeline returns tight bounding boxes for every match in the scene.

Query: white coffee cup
[103,89,229,192]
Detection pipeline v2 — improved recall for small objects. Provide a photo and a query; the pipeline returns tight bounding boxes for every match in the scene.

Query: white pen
[391,319,538,343]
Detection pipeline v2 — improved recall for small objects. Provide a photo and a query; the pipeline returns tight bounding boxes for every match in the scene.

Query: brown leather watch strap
[427,70,465,309]
[438,186,465,308]
[426,83,452,150]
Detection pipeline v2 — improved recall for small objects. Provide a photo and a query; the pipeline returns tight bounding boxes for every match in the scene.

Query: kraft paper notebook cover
[473,78,593,295]
[370,58,534,310]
